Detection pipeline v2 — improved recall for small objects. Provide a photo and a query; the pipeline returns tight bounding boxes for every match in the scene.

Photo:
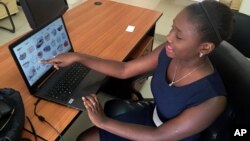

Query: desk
[0,0,161,140]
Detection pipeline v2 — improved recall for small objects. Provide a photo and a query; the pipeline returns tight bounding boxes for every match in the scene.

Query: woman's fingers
[92,94,98,103]
[39,57,55,64]
[82,95,99,111]
[82,97,94,111]
[53,64,60,70]
[39,57,62,70]
[82,95,107,126]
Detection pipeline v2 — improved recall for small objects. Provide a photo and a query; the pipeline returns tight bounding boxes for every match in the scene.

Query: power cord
[26,116,38,141]
[34,99,64,141]
[24,116,47,141]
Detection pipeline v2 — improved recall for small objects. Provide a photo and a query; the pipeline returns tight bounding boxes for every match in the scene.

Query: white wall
[239,0,250,15]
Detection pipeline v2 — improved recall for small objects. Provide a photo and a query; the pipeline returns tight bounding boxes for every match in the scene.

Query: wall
[239,0,250,15]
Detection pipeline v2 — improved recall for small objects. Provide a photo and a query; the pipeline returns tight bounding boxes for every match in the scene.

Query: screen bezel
[8,16,74,94]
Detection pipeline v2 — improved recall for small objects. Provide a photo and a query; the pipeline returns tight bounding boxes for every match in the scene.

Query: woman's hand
[82,94,109,127]
[40,52,80,69]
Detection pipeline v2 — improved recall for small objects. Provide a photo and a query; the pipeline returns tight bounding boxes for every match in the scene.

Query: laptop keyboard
[47,63,90,102]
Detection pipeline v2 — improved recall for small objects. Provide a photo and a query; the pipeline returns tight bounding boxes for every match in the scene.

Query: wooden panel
[63,0,162,61]
[127,36,154,60]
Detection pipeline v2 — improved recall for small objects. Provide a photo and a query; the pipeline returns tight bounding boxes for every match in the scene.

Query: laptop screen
[9,16,73,92]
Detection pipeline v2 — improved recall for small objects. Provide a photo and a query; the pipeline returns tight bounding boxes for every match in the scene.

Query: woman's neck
[173,56,209,69]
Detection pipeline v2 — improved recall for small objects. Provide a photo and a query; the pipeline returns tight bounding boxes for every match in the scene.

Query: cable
[26,116,38,141]
[34,99,64,141]
[22,128,47,141]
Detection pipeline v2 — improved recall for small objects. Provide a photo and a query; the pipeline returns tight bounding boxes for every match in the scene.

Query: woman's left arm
[83,95,226,141]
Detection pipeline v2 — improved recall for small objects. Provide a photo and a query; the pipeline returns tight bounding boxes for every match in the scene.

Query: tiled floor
[0,0,194,140]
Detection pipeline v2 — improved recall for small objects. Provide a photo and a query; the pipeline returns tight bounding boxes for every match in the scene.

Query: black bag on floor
[0,88,25,141]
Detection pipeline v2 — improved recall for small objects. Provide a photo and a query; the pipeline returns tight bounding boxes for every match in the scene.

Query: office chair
[0,1,15,33]
[227,12,250,58]
[103,41,250,141]
[198,41,250,140]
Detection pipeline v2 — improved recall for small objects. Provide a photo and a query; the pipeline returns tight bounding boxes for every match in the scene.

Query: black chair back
[227,12,250,58]
[200,41,250,141]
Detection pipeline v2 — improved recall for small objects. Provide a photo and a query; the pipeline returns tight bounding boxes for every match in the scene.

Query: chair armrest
[104,99,154,117]
[129,71,154,83]
[99,71,154,100]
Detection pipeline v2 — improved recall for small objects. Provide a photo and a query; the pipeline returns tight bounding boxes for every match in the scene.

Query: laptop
[8,16,106,111]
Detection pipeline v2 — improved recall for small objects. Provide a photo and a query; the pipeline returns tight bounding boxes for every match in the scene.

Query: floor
[0,0,195,140]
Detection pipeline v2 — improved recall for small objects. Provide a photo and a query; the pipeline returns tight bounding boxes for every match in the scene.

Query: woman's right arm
[42,43,165,79]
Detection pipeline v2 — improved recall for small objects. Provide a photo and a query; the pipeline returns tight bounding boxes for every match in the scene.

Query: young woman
[43,1,234,140]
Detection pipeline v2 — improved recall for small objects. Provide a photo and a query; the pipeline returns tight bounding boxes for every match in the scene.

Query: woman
[43,1,234,140]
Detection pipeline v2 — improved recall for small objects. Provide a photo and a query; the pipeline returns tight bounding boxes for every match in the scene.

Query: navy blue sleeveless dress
[99,49,227,141]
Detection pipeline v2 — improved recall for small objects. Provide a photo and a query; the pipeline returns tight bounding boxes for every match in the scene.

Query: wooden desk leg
[0,2,16,33]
